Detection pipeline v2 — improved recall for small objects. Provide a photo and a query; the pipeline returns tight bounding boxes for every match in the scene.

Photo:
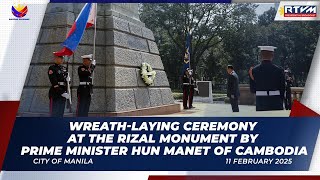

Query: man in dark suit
[227,65,240,112]
[249,46,285,111]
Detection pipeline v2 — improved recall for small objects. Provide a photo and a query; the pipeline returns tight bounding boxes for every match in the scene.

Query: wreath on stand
[140,62,156,86]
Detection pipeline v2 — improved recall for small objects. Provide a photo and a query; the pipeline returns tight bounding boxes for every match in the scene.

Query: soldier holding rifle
[182,68,196,110]
[76,54,96,117]
[48,52,71,117]
[284,69,294,110]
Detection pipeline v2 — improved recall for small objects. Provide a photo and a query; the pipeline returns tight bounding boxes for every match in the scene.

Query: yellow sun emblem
[279,6,285,16]
[13,0,26,11]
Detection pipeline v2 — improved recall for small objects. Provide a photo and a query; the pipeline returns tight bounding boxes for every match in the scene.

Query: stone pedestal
[193,81,213,103]
[18,3,179,116]
[239,84,255,105]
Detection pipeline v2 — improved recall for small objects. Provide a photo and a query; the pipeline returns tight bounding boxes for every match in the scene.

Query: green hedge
[173,93,183,100]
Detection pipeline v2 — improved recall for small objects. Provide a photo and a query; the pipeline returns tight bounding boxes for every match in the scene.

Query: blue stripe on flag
[182,30,191,74]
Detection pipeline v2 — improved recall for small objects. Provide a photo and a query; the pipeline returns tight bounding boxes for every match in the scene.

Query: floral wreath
[140,62,156,86]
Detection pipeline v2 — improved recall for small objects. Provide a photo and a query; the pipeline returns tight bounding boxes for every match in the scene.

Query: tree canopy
[140,4,320,89]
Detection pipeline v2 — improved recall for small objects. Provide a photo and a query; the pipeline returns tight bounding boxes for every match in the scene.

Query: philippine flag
[54,3,97,56]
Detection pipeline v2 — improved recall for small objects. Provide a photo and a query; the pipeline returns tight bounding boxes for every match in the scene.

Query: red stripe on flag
[54,47,73,57]
[0,101,20,170]
[290,100,319,117]
[149,176,320,180]
[66,23,77,38]
[86,23,94,28]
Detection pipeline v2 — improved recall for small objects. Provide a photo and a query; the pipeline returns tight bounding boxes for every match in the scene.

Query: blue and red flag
[182,29,191,73]
[54,3,97,56]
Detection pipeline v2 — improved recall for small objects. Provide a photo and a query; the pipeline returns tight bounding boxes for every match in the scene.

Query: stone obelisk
[19,3,180,116]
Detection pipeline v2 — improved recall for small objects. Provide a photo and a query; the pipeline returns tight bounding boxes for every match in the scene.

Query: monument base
[19,4,176,116]
[17,104,181,117]
[193,81,213,103]
[103,103,180,116]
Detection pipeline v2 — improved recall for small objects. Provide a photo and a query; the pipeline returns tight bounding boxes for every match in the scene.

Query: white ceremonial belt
[58,82,66,86]
[183,83,190,85]
[256,90,280,96]
[79,82,91,85]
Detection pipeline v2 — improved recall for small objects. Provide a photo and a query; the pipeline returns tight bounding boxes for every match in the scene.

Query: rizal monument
[18,3,180,116]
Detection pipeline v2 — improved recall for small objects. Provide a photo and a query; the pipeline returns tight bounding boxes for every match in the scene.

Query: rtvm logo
[284,6,317,17]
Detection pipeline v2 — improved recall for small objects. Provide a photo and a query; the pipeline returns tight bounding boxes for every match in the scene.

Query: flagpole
[92,3,97,86]
[189,36,191,70]
[188,28,191,70]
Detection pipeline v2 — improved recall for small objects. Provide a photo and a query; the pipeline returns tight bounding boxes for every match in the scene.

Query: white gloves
[92,59,96,66]
[231,95,235,99]
[66,75,71,82]
[61,93,70,99]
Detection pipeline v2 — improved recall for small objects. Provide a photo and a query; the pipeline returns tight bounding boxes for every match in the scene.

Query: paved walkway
[164,102,290,117]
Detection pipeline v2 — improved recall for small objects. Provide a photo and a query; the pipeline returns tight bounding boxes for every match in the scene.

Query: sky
[255,3,276,15]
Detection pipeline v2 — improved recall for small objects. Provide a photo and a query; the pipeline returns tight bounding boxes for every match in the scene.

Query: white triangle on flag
[87,3,97,28]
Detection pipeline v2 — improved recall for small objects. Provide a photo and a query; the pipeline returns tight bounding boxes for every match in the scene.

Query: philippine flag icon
[11,4,28,18]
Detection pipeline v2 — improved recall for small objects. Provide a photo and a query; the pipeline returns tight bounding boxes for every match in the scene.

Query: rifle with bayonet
[65,56,72,112]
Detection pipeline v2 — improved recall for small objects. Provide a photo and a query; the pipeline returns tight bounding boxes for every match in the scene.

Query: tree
[258,7,277,26]
[140,3,320,89]
[257,8,320,85]
[140,3,258,87]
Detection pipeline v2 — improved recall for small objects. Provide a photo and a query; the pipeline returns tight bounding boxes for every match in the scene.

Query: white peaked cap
[258,46,277,52]
[81,54,93,60]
